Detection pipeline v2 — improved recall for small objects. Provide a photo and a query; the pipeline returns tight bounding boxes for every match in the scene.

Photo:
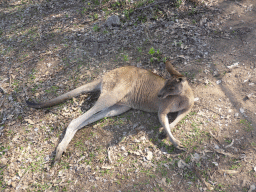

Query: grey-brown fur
[26,61,194,161]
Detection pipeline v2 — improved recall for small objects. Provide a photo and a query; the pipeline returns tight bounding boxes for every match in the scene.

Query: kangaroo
[26,61,194,161]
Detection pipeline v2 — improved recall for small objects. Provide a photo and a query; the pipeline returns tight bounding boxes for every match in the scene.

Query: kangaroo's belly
[119,78,165,112]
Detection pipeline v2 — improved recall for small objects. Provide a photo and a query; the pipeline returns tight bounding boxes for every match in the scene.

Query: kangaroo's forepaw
[176,144,186,151]
[171,139,186,151]
[55,146,64,162]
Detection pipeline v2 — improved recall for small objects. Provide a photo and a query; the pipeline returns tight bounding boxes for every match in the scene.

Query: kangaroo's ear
[165,61,184,78]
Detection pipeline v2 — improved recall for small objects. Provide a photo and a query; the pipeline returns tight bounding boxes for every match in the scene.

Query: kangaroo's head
[158,61,186,99]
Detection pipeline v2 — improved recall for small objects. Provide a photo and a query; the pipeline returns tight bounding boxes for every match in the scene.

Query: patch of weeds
[81,8,87,14]
[137,47,142,54]
[93,13,98,20]
[251,142,256,147]
[12,79,21,92]
[215,183,225,191]
[140,168,155,177]
[148,47,162,63]
[166,177,171,184]
[31,84,38,92]
[230,159,241,170]
[185,155,191,163]
[101,169,110,176]
[29,68,36,80]
[175,0,182,8]
[123,9,134,20]
[177,41,183,46]
[117,155,125,163]
[189,111,197,116]
[123,54,129,62]
[92,0,100,5]
[189,8,196,15]
[45,86,59,95]
[225,138,232,144]
[138,15,147,23]
[0,146,7,157]
[60,161,69,169]
[135,0,147,8]
[240,119,253,132]
[93,25,100,32]
[115,180,121,185]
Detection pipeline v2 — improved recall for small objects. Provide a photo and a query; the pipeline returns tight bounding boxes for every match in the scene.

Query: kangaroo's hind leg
[55,94,129,161]
[77,104,131,129]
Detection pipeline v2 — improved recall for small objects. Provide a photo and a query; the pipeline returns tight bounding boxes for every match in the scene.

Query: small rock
[194,97,199,102]
[254,166,256,172]
[191,153,200,162]
[163,164,169,169]
[145,151,153,161]
[1,158,7,165]
[240,108,245,113]
[248,184,256,192]
[178,159,189,169]
[212,162,218,166]
[44,155,50,163]
[213,71,219,76]
[121,146,125,151]
[132,123,139,129]
[105,15,120,27]
[58,171,63,177]
[214,144,220,149]
[227,62,239,69]
[216,80,221,84]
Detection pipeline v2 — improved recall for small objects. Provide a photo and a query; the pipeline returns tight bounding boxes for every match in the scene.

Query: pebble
[216,80,222,84]
[240,108,245,113]
[105,15,120,27]
[248,184,256,192]
[194,97,199,102]
[145,151,153,161]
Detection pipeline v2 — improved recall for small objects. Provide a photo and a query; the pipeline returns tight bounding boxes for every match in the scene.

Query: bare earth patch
[0,0,256,191]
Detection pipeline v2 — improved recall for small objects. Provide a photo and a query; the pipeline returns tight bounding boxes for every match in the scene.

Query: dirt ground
[0,0,256,191]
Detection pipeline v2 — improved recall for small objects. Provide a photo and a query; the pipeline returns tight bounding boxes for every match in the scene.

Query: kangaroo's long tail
[26,79,101,109]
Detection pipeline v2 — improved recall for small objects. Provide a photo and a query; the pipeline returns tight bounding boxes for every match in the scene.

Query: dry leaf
[24,119,35,125]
